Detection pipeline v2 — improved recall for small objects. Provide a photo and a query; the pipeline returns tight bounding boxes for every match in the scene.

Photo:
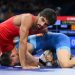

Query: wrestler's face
[10,50,19,66]
[36,16,48,33]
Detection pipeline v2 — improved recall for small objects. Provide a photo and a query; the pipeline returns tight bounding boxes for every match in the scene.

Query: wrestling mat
[0,66,75,75]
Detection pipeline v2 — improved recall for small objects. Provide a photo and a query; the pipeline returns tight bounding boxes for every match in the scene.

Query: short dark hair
[0,51,12,66]
[39,8,57,25]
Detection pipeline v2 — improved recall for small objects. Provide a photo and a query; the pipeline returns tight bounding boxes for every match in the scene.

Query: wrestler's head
[35,8,57,33]
[0,50,20,66]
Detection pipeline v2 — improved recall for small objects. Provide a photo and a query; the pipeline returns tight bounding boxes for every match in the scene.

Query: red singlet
[0,16,19,53]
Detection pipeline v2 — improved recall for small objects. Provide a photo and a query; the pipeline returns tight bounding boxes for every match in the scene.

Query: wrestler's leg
[56,34,75,68]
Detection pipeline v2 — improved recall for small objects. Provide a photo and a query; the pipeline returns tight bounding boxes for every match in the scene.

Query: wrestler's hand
[22,65,40,69]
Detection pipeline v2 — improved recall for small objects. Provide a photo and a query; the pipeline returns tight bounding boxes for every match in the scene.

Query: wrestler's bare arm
[19,14,39,69]
[19,14,32,68]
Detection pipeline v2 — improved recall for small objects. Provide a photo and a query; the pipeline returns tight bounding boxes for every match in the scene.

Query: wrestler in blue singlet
[15,32,71,59]
[15,32,71,67]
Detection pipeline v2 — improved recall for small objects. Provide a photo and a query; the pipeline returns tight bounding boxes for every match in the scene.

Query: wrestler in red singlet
[0,14,36,54]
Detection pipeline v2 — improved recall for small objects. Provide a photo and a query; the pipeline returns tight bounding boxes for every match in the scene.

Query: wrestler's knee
[59,61,70,68]
[57,49,71,68]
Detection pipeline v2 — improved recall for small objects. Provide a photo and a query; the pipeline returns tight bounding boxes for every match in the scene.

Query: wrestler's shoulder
[13,13,33,19]
[21,13,33,18]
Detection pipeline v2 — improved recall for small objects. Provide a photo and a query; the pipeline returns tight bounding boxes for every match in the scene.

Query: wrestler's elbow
[20,30,28,45]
